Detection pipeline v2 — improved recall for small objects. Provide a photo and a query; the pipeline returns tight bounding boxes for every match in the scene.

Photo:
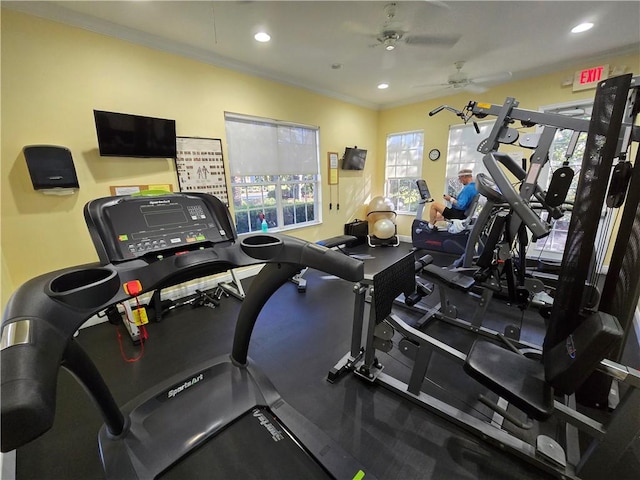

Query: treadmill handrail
[1,233,364,452]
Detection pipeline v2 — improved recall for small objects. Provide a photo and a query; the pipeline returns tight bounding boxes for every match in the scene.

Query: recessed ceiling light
[254,32,271,43]
[378,83,389,90]
[571,22,594,34]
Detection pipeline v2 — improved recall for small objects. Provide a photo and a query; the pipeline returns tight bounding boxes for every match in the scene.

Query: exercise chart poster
[175,137,229,205]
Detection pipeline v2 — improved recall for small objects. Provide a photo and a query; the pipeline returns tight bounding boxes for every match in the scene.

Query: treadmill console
[84,193,236,264]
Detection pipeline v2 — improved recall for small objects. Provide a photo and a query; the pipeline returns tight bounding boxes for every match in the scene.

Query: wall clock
[428,148,441,161]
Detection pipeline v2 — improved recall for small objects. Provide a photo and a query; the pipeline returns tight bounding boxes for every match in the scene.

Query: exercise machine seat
[464,340,553,421]
[462,193,481,220]
[464,311,623,420]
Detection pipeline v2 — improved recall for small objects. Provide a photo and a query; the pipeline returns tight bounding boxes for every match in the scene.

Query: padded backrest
[544,311,623,395]
[372,253,416,324]
[463,193,480,218]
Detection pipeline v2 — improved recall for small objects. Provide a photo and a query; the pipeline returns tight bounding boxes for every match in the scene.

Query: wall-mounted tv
[341,147,367,170]
[94,110,177,158]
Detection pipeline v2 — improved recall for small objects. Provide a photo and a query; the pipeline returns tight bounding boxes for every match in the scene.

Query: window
[531,101,594,260]
[225,113,320,234]
[446,120,495,196]
[384,131,423,214]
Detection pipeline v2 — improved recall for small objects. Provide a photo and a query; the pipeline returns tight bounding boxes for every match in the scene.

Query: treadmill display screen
[142,205,189,228]
[101,196,229,261]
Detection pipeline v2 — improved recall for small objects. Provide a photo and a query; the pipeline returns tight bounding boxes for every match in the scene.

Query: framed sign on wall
[175,137,229,206]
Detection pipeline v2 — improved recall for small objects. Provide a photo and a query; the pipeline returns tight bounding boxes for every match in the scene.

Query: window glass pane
[532,102,592,255]
[385,130,424,214]
[445,121,494,185]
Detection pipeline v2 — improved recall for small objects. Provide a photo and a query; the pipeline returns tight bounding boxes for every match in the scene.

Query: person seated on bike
[427,168,477,231]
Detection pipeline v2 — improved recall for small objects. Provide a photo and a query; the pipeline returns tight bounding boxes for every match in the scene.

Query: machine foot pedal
[536,435,566,468]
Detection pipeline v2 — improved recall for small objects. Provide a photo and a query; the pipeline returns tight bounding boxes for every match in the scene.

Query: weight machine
[330,73,640,479]
[412,85,602,344]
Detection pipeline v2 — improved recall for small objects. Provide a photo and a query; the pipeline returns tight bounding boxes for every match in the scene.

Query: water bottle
[261,217,268,233]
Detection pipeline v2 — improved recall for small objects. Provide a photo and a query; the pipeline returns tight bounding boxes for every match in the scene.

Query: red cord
[116,327,144,363]
[115,296,146,363]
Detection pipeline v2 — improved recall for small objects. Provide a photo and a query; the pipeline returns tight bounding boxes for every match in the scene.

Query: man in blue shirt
[428,168,477,230]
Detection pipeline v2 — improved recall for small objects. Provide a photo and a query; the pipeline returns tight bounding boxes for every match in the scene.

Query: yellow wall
[378,52,640,235]
[2,9,638,309]
[1,10,379,306]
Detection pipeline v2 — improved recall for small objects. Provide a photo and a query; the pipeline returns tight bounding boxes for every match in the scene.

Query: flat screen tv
[94,110,177,158]
[341,147,367,170]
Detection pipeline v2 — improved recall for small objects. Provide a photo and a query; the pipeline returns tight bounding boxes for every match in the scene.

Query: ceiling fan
[371,29,459,51]
[346,3,459,51]
[414,61,512,93]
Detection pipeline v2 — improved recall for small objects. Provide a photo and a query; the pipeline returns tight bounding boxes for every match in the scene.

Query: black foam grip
[1,319,68,452]
[241,234,364,282]
[299,242,363,281]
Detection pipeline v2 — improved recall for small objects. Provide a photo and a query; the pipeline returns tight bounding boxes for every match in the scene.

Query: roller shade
[226,114,319,176]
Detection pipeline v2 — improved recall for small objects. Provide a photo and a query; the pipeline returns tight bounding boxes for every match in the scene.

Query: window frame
[384,130,424,215]
[529,100,600,262]
[225,113,321,235]
[445,119,497,196]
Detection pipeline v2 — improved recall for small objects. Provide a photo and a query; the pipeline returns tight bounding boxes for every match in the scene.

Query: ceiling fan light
[254,32,271,43]
[383,38,396,51]
[571,22,594,33]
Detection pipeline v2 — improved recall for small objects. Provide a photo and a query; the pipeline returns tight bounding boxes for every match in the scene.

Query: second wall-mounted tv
[341,147,367,170]
[94,110,177,158]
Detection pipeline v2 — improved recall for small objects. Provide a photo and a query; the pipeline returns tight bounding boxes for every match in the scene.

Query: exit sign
[573,64,609,92]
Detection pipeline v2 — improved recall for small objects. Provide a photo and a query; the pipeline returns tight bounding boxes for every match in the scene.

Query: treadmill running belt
[159,406,330,479]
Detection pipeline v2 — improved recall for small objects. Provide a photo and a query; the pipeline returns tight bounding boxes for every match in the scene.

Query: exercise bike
[411,179,479,255]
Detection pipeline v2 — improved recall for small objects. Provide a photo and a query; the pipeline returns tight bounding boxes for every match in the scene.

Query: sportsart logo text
[167,373,204,399]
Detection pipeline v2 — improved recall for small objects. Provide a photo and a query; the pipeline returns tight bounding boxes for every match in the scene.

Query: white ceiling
[5,1,640,109]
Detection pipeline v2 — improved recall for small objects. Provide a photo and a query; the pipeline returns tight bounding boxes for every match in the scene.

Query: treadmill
[1,192,372,479]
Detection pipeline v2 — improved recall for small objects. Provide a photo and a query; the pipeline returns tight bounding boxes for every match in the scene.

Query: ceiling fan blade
[464,83,488,94]
[423,0,452,10]
[342,20,376,36]
[404,34,460,46]
[471,71,513,84]
[411,81,451,89]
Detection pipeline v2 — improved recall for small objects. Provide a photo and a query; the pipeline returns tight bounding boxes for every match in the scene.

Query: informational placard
[328,152,339,185]
[175,137,229,205]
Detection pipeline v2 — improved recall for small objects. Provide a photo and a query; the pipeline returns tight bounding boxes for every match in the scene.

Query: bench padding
[464,340,554,421]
